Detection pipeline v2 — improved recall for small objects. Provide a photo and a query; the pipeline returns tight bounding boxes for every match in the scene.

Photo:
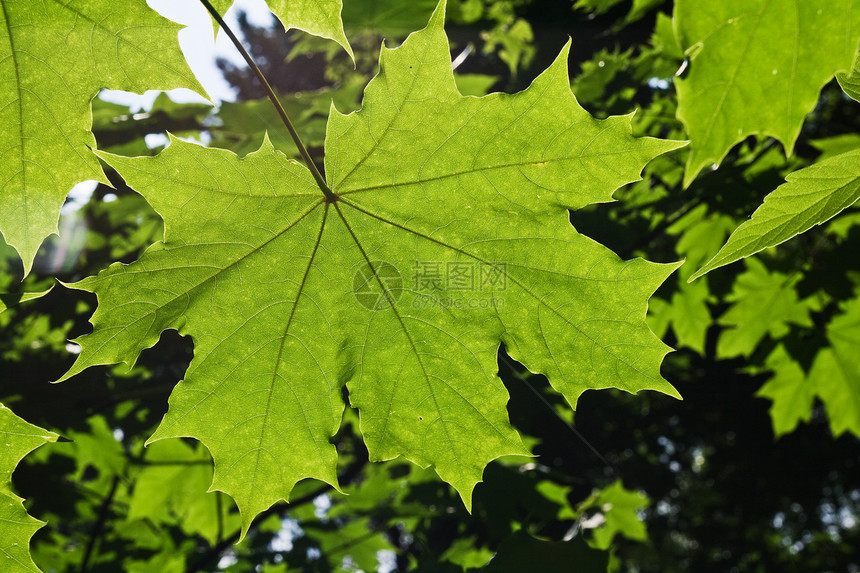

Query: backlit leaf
[62,2,682,534]
[760,296,860,438]
[717,258,816,358]
[0,404,58,572]
[809,295,860,436]
[209,0,353,60]
[0,0,207,274]
[691,148,860,280]
[758,345,815,436]
[579,480,649,550]
[674,0,860,186]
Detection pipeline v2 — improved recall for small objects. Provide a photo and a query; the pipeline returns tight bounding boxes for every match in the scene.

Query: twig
[79,475,120,573]
[184,456,367,573]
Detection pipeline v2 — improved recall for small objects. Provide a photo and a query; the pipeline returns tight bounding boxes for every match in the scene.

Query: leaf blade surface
[691,148,860,280]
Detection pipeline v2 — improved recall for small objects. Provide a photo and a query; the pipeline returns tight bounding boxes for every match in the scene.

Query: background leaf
[716,258,817,358]
[674,0,860,186]
[692,147,860,280]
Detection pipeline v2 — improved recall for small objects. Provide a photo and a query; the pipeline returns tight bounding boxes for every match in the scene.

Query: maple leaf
[691,148,860,280]
[647,279,712,355]
[578,480,649,550]
[208,0,352,59]
[759,297,860,437]
[62,2,683,533]
[0,0,206,275]
[674,0,860,187]
[807,296,860,436]
[757,345,814,436]
[0,403,58,572]
[716,258,817,358]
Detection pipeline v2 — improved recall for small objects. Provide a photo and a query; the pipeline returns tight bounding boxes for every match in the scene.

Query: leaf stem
[198,0,336,201]
[79,475,120,573]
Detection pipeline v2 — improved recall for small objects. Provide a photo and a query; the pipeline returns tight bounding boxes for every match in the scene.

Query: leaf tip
[259,131,276,153]
[687,266,708,283]
[430,0,449,27]
[681,159,703,189]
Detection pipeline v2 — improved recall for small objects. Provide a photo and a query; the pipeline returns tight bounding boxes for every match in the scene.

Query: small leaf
[0,0,207,274]
[647,278,712,355]
[579,480,649,550]
[0,403,59,572]
[717,259,816,358]
[758,345,815,436]
[810,295,860,436]
[674,0,860,186]
[762,296,860,438]
[0,286,53,314]
[210,0,353,61]
[691,148,860,280]
[837,53,860,102]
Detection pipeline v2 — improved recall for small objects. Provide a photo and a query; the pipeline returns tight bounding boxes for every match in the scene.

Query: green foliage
[577,480,649,551]
[674,0,860,186]
[210,0,353,59]
[2,0,860,571]
[0,287,53,314]
[757,295,860,437]
[716,258,818,358]
[802,296,860,436]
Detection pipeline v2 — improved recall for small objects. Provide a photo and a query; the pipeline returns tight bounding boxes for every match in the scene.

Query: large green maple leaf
[0,0,206,275]
[62,2,682,533]
[0,404,58,572]
[674,0,860,187]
